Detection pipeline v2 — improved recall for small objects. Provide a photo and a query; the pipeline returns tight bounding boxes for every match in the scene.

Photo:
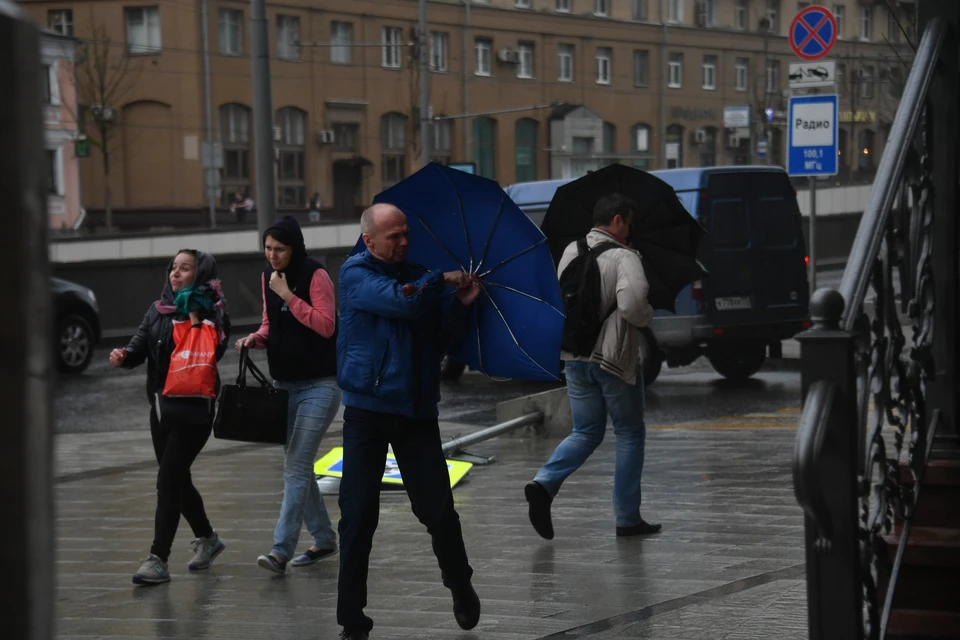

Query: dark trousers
[337,406,474,633]
[149,406,214,562]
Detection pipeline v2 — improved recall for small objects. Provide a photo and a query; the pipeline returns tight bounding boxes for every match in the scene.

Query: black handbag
[213,348,289,445]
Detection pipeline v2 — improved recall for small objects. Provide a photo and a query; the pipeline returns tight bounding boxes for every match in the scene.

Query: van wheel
[707,341,766,381]
[638,332,663,385]
[441,357,466,382]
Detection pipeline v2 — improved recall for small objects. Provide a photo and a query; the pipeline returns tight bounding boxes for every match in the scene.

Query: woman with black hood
[236,216,341,574]
[109,249,231,585]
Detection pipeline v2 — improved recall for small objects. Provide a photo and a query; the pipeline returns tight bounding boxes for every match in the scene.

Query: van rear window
[710,198,750,248]
[758,198,798,248]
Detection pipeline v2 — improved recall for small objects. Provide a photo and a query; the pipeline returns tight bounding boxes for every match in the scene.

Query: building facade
[24,0,914,218]
[41,29,83,228]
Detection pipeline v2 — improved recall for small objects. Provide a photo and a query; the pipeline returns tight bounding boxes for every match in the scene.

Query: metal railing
[792,16,949,640]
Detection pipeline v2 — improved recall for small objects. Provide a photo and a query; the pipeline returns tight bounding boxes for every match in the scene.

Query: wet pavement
[54,366,810,639]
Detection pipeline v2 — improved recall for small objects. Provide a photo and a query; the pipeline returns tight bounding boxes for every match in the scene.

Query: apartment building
[23,0,914,218]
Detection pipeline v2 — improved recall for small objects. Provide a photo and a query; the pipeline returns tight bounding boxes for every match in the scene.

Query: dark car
[51,277,101,374]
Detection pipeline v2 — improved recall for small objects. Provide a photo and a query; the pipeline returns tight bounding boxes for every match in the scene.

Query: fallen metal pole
[442,412,542,456]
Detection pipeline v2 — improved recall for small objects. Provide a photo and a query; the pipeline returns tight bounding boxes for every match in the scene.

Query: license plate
[715,296,752,311]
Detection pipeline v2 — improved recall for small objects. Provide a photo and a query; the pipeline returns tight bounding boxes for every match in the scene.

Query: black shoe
[524,482,554,540]
[339,630,369,640]
[256,554,287,574]
[452,582,481,630]
[616,518,662,537]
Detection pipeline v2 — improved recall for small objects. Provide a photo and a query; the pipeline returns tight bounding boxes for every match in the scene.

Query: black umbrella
[540,164,707,312]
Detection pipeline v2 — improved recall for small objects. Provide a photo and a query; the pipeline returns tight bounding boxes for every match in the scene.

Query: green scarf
[174,285,214,316]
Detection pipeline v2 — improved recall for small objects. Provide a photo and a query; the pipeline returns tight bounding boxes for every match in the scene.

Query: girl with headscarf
[236,216,341,573]
[109,249,231,585]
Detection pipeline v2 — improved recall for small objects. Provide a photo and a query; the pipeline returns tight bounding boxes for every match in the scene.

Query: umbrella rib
[482,281,565,317]
[475,193,506,274]
[479,281,560,381]
[407,209,468,273]
[477,238,547,279]
[473,301,488,376]
[438,168,476,272]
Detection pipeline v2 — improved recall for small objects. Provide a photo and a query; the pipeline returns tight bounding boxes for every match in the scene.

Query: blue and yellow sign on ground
[314,447,473,488]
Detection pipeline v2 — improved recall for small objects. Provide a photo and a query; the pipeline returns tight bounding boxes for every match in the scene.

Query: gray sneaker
[188,531,226,571]
[133,554,170,585]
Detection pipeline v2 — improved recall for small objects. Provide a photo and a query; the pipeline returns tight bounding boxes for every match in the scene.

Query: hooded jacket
[557,229,653,384]
[261,216,337,381]
[123,251,231,413]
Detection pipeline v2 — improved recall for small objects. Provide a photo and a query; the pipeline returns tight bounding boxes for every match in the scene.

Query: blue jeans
[271,378,341,560]
[533,361,647,528]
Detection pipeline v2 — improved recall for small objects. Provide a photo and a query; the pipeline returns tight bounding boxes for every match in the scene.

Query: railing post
[796,289,862,640]
[0,2,55,639]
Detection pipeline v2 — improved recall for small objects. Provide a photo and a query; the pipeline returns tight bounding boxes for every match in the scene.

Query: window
[695,0,716,27]
[515,119,538,183]
[668,53,683,88]
[594,0,610,17]
[473,117,497,179]
[219,104,251,201]
[698,126,717,167]
[382,27,403,69]
[571,136,597,177]
[126,7,161,54]
[431,119,452,165]
[859,66,874,99]
[381,113,407,188]
[276,107,306,207]
[711,199,750,247]
[634,50,649,86]
[631,123,652,170]
[596,47,612,85]
[860,7,872,40]
[887,10,900,43]
[765,59,780,93]
[556,0,571,12]
[603,122,616,165]
[431,32,449,71]
[516,0,530,7]
[836,63,845,95]
[475,38,492,76]
[833,5,844,38]
[331,22,352,64]
[859,129,875,171]
[735,57,749,91]
[558,44,574,82]
[48,9,73,36]
[333,122,359,152]
[218,9,242,56]
[633,0,647,21]
[276,15,300,61]
[45,148,63,196]
[734,0,747,30]
[666,124,684,168]
[797,2,810,10]
[668,0,682,23]
[42,63,60,106]
[889,66,905,98]
[518,42,535,79]
[702,54,717,90]
[765,0,780,33]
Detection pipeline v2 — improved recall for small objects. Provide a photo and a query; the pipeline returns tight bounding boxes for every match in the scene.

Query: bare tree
[72,14,143,230]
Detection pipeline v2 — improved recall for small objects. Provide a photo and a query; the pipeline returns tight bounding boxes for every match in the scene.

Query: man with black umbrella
[525,193,662,540]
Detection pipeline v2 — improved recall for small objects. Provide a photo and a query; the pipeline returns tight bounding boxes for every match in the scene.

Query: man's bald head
[360,203,406,237]
[360,203,410,264]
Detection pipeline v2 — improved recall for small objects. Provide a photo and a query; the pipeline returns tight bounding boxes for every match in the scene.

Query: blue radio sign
[787,94,838,177]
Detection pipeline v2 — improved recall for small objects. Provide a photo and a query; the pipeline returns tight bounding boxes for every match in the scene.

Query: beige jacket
[558,229,654,384]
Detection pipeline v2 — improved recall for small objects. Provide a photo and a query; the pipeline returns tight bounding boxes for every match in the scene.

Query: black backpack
[559,239,620,357]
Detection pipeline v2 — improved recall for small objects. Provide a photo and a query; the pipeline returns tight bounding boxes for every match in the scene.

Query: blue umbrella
[350,163,563,381]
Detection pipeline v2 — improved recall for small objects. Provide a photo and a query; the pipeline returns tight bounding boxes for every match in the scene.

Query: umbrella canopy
[540,163,707,312]
[351,163,564,381]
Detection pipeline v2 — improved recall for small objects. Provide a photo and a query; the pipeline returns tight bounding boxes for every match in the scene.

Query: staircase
[791,4,960,639]
[883,460,960,639]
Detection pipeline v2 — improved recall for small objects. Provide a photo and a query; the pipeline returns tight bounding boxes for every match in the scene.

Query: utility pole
[200,0,216,228]
[251,0,275,242]
[418,0,430,168]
